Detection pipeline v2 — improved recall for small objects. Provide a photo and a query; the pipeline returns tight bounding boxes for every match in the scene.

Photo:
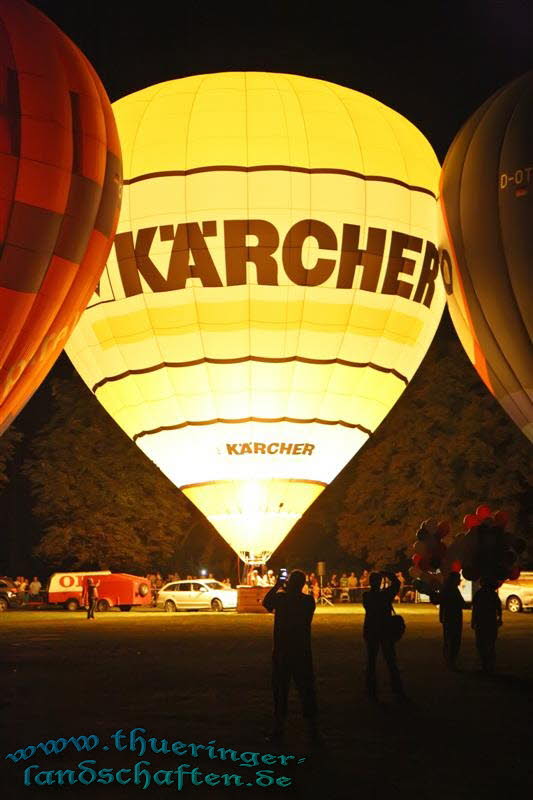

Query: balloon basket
[236,586,270,613]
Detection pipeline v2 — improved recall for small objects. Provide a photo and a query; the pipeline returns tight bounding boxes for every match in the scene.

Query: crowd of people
[9,568,417,607]
[11,576,44,604]
[247,567,415,603]
[262,568,505,745]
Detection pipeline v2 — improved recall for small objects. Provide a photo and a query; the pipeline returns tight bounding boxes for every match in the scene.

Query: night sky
[31,0,533,163]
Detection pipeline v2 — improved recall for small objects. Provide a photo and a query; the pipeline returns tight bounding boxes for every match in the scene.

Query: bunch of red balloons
[450,505,525,585]
[409,518,451,595]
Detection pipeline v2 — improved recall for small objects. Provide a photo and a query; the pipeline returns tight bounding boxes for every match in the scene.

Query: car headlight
[138,583,149,597]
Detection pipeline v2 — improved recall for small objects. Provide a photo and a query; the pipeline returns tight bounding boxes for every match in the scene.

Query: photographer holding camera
[363,571,406,701]
[263,569,320,744]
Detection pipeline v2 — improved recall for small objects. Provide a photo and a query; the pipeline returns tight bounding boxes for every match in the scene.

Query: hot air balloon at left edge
[65,72,445,566]
[0,0,122,434]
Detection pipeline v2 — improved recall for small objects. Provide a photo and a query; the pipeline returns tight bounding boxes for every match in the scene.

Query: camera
[279,568,288,583]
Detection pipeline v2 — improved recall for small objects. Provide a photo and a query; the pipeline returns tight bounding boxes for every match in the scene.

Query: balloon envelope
[440,71,533,442]
[0,0,122,433]
[66,72,444,563]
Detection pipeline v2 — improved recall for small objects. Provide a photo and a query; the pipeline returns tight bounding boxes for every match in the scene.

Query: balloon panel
[0,0,122,433]
[66,73,444,562]
[440,72,533,442]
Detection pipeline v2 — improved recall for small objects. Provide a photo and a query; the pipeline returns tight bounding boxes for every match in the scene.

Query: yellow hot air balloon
[65,72,445,565]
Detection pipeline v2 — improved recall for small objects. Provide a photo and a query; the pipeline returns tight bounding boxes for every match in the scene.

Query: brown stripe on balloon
[123,165,437,199]
[133,416,372,442]
[180,478,328,491]
[55,175,102,263]
[0,203,62,292]
[0,17,17,70]
[0,26,21,252]
[69,92,83,175]
[92,357,408,393]
[94,151,122,237]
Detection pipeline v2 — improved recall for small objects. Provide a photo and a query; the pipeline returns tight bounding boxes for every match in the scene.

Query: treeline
[0,371,233,579]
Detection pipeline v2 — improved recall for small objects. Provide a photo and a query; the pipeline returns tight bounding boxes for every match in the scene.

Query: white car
[158,580,237,612]
[499,572,533,613]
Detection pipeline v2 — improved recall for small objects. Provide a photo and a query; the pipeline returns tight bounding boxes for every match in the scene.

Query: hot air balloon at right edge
[440,71,533,442]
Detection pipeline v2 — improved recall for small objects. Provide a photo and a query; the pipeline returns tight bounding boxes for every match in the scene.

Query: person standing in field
[435,572,466,669]
[472,579,502,673]
[395,571,405,602]
[83,577,98,620]
[16,577,28,606]
[360,569,370,588]
[263,569,320,744]
[339,573,349,602]
[363,571,405,701]
[347,572,358,603]
[29,576,42,601]
[329,573,339,602]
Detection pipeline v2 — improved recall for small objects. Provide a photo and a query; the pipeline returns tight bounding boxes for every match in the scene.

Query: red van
[47,571,151,612]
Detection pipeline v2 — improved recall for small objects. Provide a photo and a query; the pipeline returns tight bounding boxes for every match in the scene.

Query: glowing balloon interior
[66,72,445,563]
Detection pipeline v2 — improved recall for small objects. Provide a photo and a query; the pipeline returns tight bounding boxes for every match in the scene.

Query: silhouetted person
[347,572,358,602]
[436,572,466,669]
[472,579,502,673]
[29,576,42,602]
[83,578,98,620]
[363,571,405,700]
[263,569,319,742]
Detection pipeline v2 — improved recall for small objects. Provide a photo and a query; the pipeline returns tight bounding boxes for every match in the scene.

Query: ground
[1,606,532,799]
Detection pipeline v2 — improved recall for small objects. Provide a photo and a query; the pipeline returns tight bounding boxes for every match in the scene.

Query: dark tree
[23,377,194,574]
[0,426,22,489]
[338,329,532,567]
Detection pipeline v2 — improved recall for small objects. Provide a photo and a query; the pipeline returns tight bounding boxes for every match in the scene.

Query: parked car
[499,572,533,613]
[0,577,18,611]
[417,574,474,606]
[158,580,237,612]
[47,571,152,611]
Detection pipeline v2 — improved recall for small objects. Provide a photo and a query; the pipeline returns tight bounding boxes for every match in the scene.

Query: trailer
[47,571,151,611]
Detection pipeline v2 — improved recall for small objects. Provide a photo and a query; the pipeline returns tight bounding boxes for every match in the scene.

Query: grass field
[1,605,532,799]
